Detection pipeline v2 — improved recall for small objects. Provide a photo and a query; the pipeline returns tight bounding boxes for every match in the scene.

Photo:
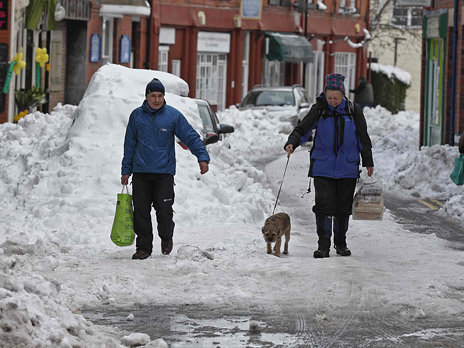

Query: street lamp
[393,37,406,66]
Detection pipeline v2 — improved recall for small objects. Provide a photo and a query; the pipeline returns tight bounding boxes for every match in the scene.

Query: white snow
[0,64,463,347]
[370,62,411,86]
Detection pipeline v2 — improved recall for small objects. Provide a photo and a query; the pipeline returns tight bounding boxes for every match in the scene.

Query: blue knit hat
[325,73,345,94]
[145,78,165,96]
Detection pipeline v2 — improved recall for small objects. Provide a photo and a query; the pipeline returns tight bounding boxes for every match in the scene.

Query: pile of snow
[364,105,464,220]
[0,64,463,347]
[370,62,411,86]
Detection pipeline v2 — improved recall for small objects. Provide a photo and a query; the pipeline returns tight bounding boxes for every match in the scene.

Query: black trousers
[132,173,175,254]
[312,177,357,216]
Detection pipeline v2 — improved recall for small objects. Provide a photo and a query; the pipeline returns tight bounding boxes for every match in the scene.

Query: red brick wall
[114,15,132,67]
[86,3,103,86]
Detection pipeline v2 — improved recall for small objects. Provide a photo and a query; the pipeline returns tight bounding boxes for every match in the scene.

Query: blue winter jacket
[121,100,210,176]
[285,94,374,179]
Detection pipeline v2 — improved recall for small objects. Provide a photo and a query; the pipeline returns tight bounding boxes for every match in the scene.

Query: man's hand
[367,167,374,177]
[121,174,130,185]
[199,161,209,175]
[285,144,294,156]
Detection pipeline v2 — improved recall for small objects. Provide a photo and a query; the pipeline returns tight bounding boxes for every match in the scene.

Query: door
[424,38,444,146]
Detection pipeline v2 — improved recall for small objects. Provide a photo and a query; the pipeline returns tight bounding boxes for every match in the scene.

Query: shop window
[391,0,423,28]
[263,60,285,86]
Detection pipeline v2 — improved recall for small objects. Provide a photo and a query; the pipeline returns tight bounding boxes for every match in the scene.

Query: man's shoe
[161,238,173,255]
[313,249,330,258]
[335,246,351,256]
[132,249,151,260]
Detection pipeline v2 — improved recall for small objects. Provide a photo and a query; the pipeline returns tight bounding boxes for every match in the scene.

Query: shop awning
[265,32,314,63]
[26,0,57,31]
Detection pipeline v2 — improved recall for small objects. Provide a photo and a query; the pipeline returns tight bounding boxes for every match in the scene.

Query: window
[196,53,227,110]
[241,32,250,101]
[158,46,169,72]
[334,52,356,98]
[391,0,423,28]
[102,17,113,64]
[172,59,181,77]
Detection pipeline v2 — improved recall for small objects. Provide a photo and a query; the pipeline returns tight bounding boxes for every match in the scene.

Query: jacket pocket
[311,149,330,160]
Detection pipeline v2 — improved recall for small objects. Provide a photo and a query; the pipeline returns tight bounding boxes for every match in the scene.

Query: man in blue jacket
[121,78,210,259]
[285,73,374,258]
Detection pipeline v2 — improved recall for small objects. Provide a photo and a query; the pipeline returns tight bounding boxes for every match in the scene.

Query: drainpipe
[450,0,459,145]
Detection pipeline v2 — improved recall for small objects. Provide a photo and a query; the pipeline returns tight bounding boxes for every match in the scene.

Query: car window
[242,90,295,107]
[196,104,215,133]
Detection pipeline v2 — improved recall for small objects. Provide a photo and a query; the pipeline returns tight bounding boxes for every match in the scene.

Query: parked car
[177,98,234,149]
[238,85,311,126]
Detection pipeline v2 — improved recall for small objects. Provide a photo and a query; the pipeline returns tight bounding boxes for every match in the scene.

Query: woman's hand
[367,167,374,176]
[285,144,294,156]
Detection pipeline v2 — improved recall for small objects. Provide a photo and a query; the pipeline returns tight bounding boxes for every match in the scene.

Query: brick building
[1,0,371,122]
[421,0,464,146]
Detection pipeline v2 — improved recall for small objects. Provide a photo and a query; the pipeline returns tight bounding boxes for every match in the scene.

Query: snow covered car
[177,98,234,149]
[238,85,311,126]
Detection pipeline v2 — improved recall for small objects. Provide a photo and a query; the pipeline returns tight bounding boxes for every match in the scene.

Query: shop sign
[120,35,130,63]
[0,0,8,30]
[160,28,175,45]
[197,32,230,53]
[397,0,431,6]
[90,34,101,63]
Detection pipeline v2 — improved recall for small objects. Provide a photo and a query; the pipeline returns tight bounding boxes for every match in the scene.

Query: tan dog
[262,212,291,257]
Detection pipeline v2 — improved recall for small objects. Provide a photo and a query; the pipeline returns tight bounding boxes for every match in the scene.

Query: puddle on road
[83,304,464,348]
[83,304,300,347]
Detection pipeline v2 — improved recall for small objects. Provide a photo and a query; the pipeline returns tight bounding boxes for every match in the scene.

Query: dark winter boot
[161,238,173,255]
[314,215,332,258]
[334,215,351,256]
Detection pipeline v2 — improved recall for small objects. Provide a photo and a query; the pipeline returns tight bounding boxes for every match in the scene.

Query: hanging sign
[120,35,130,64]
[90,34,101,63]
[0,0,8,30]
[240,0,262,19]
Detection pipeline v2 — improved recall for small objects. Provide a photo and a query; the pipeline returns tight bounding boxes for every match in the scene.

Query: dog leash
[272,152,291,216]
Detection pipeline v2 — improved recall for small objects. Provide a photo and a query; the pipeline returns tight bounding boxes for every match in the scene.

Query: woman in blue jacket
[285,73,374,258]
[121,78,210,259]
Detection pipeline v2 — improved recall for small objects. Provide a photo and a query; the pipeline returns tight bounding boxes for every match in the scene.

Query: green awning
[26,0,57,31]
[265,32,314,63]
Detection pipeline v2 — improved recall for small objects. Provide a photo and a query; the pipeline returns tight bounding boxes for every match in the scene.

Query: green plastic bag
[110,185,135,246]
[450,154,464,186]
